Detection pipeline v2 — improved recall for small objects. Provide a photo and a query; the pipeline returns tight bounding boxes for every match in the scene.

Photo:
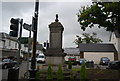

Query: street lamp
[29,0,39,80]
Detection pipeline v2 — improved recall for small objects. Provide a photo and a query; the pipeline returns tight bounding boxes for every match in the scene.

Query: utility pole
[29,0,39,80]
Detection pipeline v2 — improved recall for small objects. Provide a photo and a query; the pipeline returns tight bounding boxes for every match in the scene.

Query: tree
[74,32,102,47]
[36,65,40,80]
[57,65,63,81]
[77,1,120,33]
[80,60,87,81]
[46,64,53,80]
[68,60,72,69]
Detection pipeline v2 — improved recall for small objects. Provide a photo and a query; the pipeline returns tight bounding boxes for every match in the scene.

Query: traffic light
[9,18,19,37]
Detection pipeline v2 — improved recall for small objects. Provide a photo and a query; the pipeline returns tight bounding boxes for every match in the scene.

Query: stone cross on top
[55,14,59,22]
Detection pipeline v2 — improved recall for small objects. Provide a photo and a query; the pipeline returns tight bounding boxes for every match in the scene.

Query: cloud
[0,2,2,30]
[1,1,111,48]
[1,2,34,36]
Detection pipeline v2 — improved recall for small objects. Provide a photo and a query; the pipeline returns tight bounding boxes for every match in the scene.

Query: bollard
[7,67,19,81]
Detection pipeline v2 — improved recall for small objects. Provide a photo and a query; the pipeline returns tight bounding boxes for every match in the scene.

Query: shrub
[57,65,63,81]
[36,65,40,80]
[46,64,53,80]
[80,60,87,81]
[68,61,72,69]
[70,70,74,81]
[64,61,68,64]
[36,70,41,80]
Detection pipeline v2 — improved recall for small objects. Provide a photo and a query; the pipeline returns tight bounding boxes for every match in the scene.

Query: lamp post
[29,0,39,80]
[23,23,32,79]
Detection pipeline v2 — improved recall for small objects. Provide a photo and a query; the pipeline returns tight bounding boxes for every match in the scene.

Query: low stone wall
[37,69,120,81]
[86,69,120,81]
[39,64,67,71]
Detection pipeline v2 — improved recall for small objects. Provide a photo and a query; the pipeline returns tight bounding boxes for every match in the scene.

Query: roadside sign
[20,37,29,44]
[23,23,32,31]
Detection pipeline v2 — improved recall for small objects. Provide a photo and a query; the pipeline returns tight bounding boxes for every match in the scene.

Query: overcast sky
[0,0,111,48]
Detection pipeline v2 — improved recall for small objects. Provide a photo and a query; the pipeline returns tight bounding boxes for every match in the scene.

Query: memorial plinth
[43,14,66,71]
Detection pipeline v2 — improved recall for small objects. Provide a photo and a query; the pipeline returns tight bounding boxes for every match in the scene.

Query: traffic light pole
[29,0,39,80]
[17,19,23,67]
[26,27,31,79]
[8,19,23,81]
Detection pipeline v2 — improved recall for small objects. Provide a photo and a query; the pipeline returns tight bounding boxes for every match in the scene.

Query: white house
[79,43,118,64]
[0,32,44,59]
[109,31,120,60]
[0,33,18,50]
[0,32,19,58]
[0,38,5,59]
[0,38,5,49]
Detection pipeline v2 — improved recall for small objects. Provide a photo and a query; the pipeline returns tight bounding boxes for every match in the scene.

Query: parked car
[68,56,76,62]
[78,58,87,65]
[107,60,120,69]
[68,56,77,65]
[0,59,17,69]
[100,57,110,65]
[36,53,45,63]
[29,58,32,62]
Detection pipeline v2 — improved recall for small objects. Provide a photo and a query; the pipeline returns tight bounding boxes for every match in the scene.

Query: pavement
[19,61,28,79]
[1,61,28,80]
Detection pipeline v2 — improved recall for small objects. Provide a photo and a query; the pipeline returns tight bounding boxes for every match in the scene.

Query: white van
[36,53,45,63]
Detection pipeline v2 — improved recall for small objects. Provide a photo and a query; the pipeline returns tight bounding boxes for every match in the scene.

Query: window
[15,42,17,48]
[9,40,11,46]
[3,40,6,48]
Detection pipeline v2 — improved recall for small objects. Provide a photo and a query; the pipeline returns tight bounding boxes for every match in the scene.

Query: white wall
[4,39,18,49]
[84,52,114,64]
[111,33,118,50]
[0,40,3,48]
[110,32,120,60]
[21,44,28,53]
[118,38,120,60]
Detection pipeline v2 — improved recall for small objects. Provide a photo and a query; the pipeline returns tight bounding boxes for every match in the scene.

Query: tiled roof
[0,32,18,42]
[79,43,117,53]
[64,48,79,55]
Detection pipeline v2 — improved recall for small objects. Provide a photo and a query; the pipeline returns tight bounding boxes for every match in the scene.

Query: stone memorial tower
[44,14,66,70]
